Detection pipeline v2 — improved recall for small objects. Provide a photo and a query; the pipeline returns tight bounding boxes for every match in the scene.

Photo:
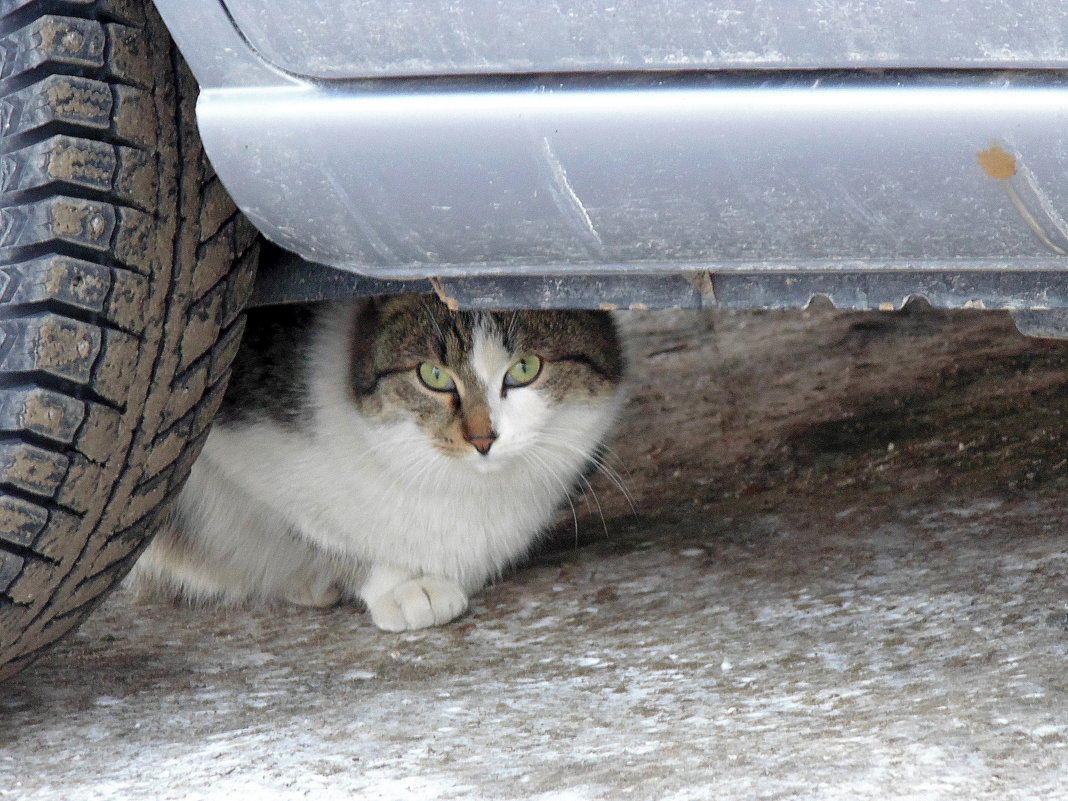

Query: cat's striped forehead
[420,306,513,366]
[350,294,624,398]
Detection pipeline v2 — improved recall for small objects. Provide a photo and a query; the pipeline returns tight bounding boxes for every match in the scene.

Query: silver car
[1,0,1065,678]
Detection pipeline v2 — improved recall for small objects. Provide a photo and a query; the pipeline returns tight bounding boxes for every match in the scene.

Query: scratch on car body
[541,136,604,254]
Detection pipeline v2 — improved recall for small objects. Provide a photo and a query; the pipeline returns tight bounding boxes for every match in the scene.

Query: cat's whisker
[574,469,609,540]
[584,463,635,518]
[527,442,590,490]
[591,460,637,516]
[519,449,580,543]
[413,453,454,495]
[421,299,448,345]
[533,434,637,515]
[373,443,446,499]
[506,311,520,345]
[581,453,634,506]
[521,449,580,521]
[590,442,636,482]
[537,429,627,473]
[362,434,430,467]
[544,428,629,472]
[528,445,609,546]
[399,455,439,494]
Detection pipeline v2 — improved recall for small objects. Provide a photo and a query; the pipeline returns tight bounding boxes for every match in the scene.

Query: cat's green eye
[417,362,456,392]
[504,355,542,388]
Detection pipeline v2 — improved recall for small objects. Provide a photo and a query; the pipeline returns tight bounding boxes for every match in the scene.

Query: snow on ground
[3,308,1067,800]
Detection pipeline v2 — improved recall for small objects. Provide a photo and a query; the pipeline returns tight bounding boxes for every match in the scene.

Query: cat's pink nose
[466,434,497,455]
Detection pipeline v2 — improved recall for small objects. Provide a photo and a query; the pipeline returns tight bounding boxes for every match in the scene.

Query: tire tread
[0,0,257,678]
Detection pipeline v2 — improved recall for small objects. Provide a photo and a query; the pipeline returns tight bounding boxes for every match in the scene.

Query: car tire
[0,0,257,679]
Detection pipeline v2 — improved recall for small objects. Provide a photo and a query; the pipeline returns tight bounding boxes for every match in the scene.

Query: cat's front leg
[359,564,468,632]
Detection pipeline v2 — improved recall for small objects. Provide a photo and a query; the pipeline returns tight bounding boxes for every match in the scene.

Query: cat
[129,294,626,631]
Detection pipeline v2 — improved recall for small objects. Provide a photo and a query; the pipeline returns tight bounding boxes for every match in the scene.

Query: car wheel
[0,0,257,679]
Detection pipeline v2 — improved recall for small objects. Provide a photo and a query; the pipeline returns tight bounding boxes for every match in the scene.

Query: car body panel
[222,0,1068,78]
[194,73,1068,277]
[154,1,1068,314]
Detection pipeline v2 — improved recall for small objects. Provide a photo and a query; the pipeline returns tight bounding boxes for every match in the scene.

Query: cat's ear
[349,298,382,396]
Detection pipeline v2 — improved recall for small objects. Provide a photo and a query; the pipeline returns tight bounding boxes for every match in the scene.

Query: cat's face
[348,296,624,473]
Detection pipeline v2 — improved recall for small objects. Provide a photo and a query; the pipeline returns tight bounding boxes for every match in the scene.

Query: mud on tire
[0,0,258,679]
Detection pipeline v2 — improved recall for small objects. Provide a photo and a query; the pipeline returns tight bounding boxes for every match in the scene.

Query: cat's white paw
[281,571,342,608]
[367,576,468,632]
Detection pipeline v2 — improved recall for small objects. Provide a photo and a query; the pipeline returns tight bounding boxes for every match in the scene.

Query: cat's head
[347,295,625,473]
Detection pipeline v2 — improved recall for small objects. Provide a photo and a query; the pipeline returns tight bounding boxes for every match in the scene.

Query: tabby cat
[130,295,625,631]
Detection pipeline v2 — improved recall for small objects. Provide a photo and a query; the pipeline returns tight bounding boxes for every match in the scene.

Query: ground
[2,306,1067,800]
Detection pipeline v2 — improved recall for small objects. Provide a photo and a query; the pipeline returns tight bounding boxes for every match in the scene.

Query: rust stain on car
[977,144,1068,256]
[977,145,1017,180]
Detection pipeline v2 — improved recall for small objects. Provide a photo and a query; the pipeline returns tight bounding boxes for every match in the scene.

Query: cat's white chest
[199,418,564,591]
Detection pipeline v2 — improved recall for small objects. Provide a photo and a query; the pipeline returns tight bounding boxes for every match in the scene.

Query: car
[2,0,1066,679]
